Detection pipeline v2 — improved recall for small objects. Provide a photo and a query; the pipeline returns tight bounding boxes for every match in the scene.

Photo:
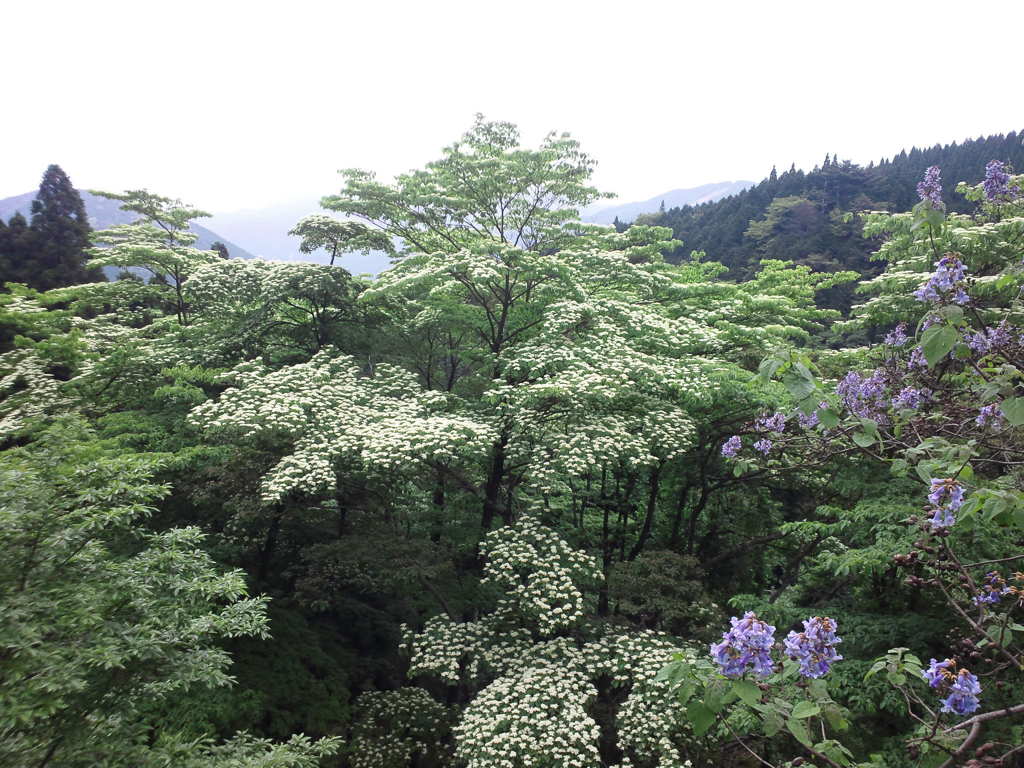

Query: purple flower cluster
[917,165,944,208]
[928,478,965,508]
[984,160,1012,202]
[927,478,966,531]
[923,657,954,688]
[972,571,1010,606]
[976,404,1004,428]
[755,412,787,433]
[913,255,968,305]
[721,435,742,458]
[908,346,928,369]
[711,612,777,679]
[753,438,773,455]
[797,408,820,429]
[893,387,923,410]
[942,670,982,715]
[966,321,1011,355]
[884,323,909,347]
[837,370,889,421]
[783,616,843,679]
[923,659,982,716]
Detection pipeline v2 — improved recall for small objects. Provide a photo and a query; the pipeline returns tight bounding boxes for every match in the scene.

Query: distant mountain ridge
[582,181,754,225]
[2,178,762,279]
[0,190,257,261]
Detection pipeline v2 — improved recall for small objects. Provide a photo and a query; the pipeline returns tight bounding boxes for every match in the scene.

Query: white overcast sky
[3,0,1022,212]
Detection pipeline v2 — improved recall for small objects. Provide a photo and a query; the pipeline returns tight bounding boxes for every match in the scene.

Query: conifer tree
[0,213,36,289]
[28,165,100,290]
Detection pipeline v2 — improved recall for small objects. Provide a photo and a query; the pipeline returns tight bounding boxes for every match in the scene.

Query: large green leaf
[687,701,716,737]
[787,716,812,746]
[792,700,821,719]
[783,367,816,401]
[732,679,762,707]
[921,325,957,367]
[852,431,875,448]
[1001,397,1024,426]
[819,408,840,429]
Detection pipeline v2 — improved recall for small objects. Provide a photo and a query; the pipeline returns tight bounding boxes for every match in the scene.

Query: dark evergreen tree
[25,165,101,290]
[0,213,37,289]
[211,241,230,259]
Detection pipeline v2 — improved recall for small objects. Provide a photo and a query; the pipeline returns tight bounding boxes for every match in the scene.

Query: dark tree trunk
[598,500,611,616]
[257,511,282,585]
[481,432,509,530]
[629,462,663,561]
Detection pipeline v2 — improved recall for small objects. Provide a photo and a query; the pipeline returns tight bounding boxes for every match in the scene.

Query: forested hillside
[643,132,1024,300]
[1,119,1022,768]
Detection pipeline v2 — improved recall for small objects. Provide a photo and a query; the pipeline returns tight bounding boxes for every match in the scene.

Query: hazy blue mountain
[0,190,257,261]
[2,180,756,281]
[582,181,755,225]
[205,199,393,276]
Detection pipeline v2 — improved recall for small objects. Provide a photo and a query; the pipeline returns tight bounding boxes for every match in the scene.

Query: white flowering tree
[184,258,367,359]
[393,517,701,768]
[189,349,496,505]
[187,118,859,611]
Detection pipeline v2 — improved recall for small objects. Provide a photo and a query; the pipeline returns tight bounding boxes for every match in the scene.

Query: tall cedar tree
[24,165,100,290]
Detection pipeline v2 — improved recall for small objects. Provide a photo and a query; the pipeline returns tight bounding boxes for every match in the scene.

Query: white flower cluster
[0,350,72,436]
[454,659,601,768]
[67,314,196,397]
[185,258,357,313]
[438,630,698,768]
[480,517,603,636]
[189,349,496,502]
[1,295,46,314]
[584,633,699,768]
[401,614,533,684]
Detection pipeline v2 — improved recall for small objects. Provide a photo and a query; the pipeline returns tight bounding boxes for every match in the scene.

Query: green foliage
[288,214,394,267]
[87,189,223,324]
[323,114,609,256]
[7,119,1022,768]
[609,550,723,641]
[0,419,280,767]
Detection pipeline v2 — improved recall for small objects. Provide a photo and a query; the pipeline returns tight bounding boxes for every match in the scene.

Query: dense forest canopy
[0,121,1022,768]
